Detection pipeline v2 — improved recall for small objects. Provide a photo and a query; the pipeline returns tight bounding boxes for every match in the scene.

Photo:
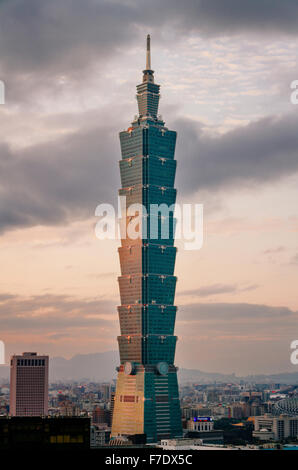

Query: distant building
[109,434,147,446]
[90,425,110,447]
[100,384,111,401]
[254,414,298,441]
[252,428,275,441]
[92,406,110,425]
[250,403,264,416]
[185,417,223,445]
[10,352,49,417]
[228,405,244,419]
[182,407,212,421]
[109,392,115,427]
[159,438,226,450]
[273,397,298,416]
[187,417,214,432]
[58,401,80,417]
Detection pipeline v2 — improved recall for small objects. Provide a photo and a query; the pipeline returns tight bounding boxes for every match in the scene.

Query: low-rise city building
[254,414,298,441]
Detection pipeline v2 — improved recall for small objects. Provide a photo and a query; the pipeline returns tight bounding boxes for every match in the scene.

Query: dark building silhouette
[0,417,90,449]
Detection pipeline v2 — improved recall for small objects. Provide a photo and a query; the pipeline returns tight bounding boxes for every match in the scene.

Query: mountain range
[0,351,298,385]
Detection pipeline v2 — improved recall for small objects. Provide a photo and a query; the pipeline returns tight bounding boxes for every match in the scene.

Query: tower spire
[143,34,154,83]
[146,34,151,70]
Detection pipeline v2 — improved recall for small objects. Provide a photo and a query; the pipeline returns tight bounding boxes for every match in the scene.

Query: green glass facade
[111,36,182,443]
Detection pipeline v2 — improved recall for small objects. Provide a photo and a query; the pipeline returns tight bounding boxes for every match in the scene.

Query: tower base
[111,364,182,443]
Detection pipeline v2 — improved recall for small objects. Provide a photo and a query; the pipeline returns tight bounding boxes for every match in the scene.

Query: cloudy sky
[0,0,298,375]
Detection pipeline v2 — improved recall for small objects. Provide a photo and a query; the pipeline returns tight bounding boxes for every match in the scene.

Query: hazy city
[1,357,298,449]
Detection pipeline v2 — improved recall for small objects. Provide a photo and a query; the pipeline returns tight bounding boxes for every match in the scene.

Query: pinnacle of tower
[146,34,151,70]
[136,34,160,119]
[143,34,154,83]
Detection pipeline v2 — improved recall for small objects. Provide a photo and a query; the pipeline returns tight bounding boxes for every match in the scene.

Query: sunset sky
[1,0,298,375]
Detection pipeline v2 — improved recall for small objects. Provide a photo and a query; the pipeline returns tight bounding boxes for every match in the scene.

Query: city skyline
[0,1,298,376]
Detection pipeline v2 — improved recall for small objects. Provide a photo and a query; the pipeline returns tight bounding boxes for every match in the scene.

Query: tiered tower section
[111,35,182,443]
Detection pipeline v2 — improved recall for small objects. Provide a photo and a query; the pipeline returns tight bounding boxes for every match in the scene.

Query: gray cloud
[178,283,259,298]
[1,0,297,108]
[0,0,298,83]
[0,293,16,302]
[1,112,298,234]
[263,246,285,255]
[1,292,296,374]
[174,0,298,36]
[179,301,296,321]
[0,0,138,76]
[0,3,298,234]
[180,284,238,297]
[176,301,298,373]
[1,0,298,71]
[289,253,298,265]
[175,113,298,194]
[175,301,298,374]
[0,122,119,234]
[0,292,116,331]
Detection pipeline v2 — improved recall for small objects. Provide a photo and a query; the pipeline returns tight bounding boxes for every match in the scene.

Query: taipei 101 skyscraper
[111,36,182,443]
